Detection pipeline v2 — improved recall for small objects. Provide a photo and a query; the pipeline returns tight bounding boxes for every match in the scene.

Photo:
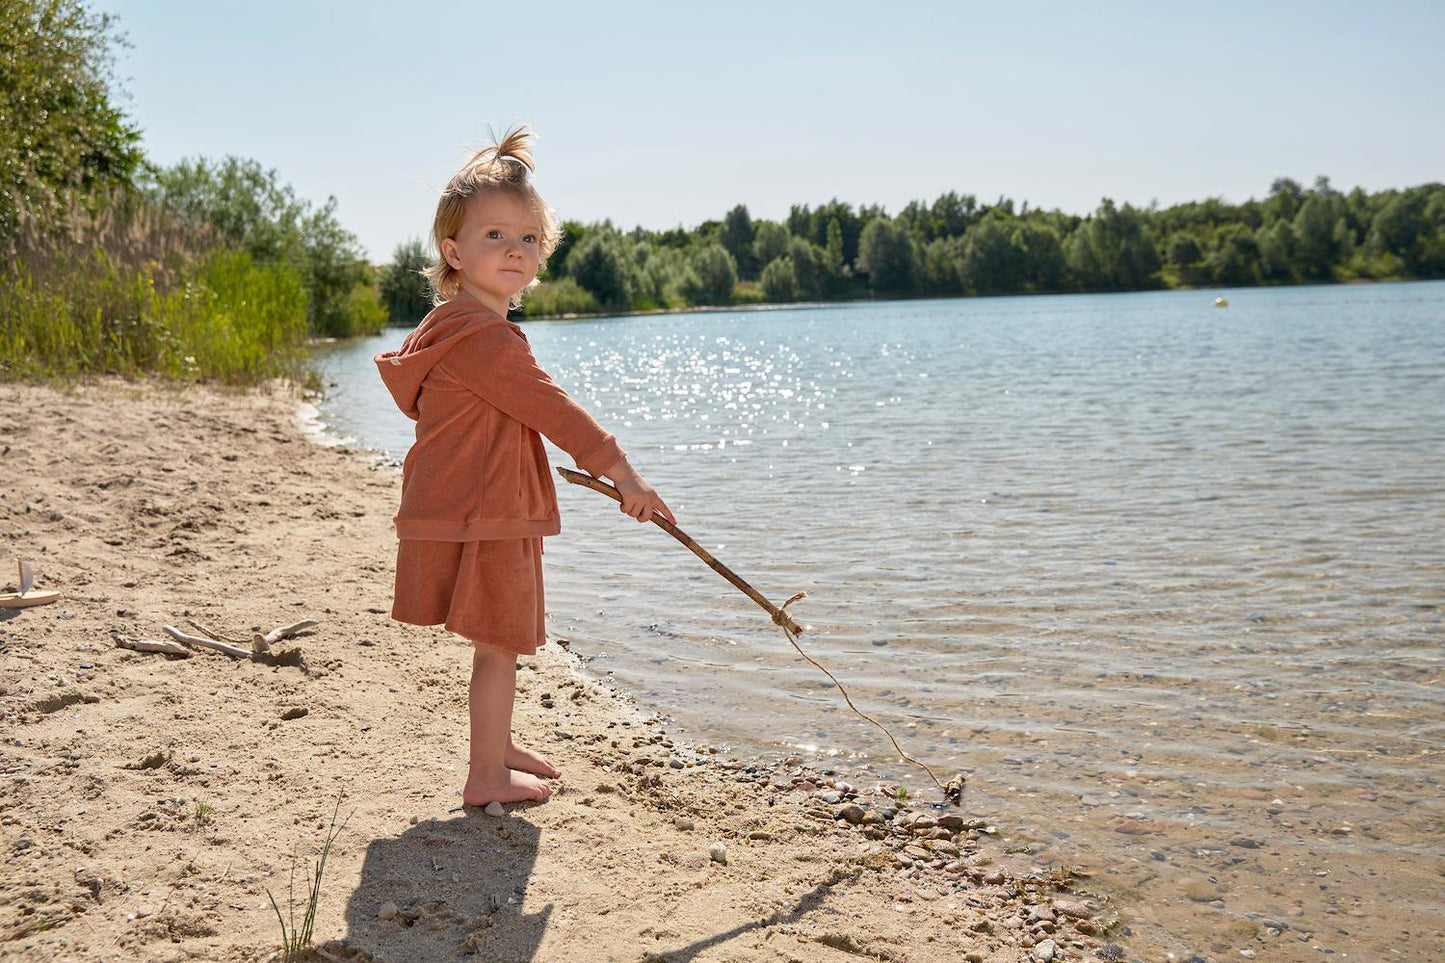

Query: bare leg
[463,646,551,806]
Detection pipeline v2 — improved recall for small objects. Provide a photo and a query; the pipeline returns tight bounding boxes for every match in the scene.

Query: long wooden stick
[556,466,949,794]
[557,467,805,635]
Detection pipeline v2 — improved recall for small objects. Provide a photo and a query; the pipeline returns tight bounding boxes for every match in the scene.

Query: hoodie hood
[374,299,519,420]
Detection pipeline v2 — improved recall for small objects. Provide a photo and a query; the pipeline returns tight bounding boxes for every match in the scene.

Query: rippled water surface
[312,283,1445,960]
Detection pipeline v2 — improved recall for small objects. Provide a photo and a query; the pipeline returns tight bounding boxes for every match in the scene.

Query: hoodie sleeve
[441,326,626,476]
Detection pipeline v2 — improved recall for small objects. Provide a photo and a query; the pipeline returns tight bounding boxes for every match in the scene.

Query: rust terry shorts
[391,537,546,655]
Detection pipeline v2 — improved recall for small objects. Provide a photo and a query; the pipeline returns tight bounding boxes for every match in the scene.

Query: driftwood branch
[186,617,317,655]
[164,625,253,659]
[116,638,192,657]
[264,620,318,645]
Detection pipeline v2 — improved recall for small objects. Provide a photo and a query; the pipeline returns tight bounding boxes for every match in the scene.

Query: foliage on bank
[1,0,384,382]
[384,177,1443,320]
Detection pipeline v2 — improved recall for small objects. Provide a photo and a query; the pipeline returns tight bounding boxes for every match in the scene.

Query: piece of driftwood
[164,625,253,659]
[116,638,192,657]
[185,617,319,655]
[556,466,951,795]
[264,619,318,646]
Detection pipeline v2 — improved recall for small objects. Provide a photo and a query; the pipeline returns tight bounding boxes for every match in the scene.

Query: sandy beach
[0,380,1120,962]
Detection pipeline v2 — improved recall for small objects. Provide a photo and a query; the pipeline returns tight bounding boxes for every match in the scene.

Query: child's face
[441,190,542,310]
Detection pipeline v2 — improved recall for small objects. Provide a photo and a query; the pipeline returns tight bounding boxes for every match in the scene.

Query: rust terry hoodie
[375,299,625,541]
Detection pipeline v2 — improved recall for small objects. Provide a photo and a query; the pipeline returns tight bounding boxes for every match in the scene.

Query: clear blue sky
[100,0,1445,263]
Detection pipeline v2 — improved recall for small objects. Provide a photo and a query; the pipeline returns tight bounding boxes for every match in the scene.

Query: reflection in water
[313,283,1445,959]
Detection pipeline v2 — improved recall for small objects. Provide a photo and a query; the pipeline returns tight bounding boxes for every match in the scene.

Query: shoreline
[0,379,1118,962]
[514,274,1430,323]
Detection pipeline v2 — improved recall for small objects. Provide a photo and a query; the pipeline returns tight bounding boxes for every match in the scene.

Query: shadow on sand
[336,805,549,962]
[644,869,860,963]
[332,809,853,962]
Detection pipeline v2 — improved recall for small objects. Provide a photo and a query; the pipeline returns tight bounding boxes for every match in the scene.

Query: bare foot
[505,740,561,778]
[462,768,551,807]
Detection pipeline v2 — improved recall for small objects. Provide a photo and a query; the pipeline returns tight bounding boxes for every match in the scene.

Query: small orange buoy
[1214,297,1229,308]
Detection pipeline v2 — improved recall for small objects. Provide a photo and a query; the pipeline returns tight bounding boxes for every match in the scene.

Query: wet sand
[0,380,1122,962]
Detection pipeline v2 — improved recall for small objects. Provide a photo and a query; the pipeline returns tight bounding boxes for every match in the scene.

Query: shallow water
[311,282,1445,960]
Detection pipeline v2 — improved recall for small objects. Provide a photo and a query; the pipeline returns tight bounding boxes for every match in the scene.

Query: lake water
[309,283,1445,960]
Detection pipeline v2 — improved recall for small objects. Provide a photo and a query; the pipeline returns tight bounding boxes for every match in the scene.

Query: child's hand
[605,458,676,525]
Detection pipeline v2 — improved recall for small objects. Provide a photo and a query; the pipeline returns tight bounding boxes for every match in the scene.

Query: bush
[338,281,388,338]
[760,255,797,302]
[523,277,600,317]
[682,243,737,305]
[147,158,378,337]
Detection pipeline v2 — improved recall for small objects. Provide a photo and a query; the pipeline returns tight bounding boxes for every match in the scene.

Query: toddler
[376,125,673,805]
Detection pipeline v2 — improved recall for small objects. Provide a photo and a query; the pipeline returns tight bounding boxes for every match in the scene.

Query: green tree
[0,0,146,239]
[1292,179,1351,280]
[1263,178,1306,225]
[1420,188,1445,276]
[1165,231,1203,268]
[1207,224,1260,285]
[718,204,757,280]
[379,238,433,325]
[789,237,824,300]
[546,219,587,276]
[856,217,916,296]
[1367,192,1427,272]
[919,237,961,295]
[752,220,789,268]
[567,232,631,311]
[760,255,797,302]
[931,192,979,238]
[1012,220,1066,292]
[824,218,846,277]
[1064,199,1160,291]
[1256,220,1299,282]
[302,196,375,336]
[683,243,737,304]
[790,200,863,266]
[959,216,1022,295]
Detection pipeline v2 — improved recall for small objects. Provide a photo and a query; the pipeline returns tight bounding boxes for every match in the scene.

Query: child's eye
[486,229,502,239]
[522,234,537,244]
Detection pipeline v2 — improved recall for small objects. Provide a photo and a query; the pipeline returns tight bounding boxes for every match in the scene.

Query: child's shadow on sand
[339,806,550,962]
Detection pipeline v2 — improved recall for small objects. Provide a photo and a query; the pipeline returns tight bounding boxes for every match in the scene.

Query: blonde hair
[423,124,563,308]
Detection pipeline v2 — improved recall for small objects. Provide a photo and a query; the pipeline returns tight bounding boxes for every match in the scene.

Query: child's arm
[445,328,674,524]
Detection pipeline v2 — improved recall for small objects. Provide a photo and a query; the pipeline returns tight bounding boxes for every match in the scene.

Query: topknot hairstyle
[423,124,563,308]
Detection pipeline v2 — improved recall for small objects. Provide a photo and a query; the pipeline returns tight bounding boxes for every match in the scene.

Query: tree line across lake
[6,0,1443,382]
[378,176,1445,325]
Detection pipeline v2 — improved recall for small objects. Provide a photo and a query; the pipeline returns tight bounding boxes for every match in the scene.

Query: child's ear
[441,238,461,270]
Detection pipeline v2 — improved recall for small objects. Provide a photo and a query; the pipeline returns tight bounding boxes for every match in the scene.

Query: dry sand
[0,380,1121,962]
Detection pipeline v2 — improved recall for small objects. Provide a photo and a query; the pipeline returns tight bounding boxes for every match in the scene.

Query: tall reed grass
[1,193,311,383]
